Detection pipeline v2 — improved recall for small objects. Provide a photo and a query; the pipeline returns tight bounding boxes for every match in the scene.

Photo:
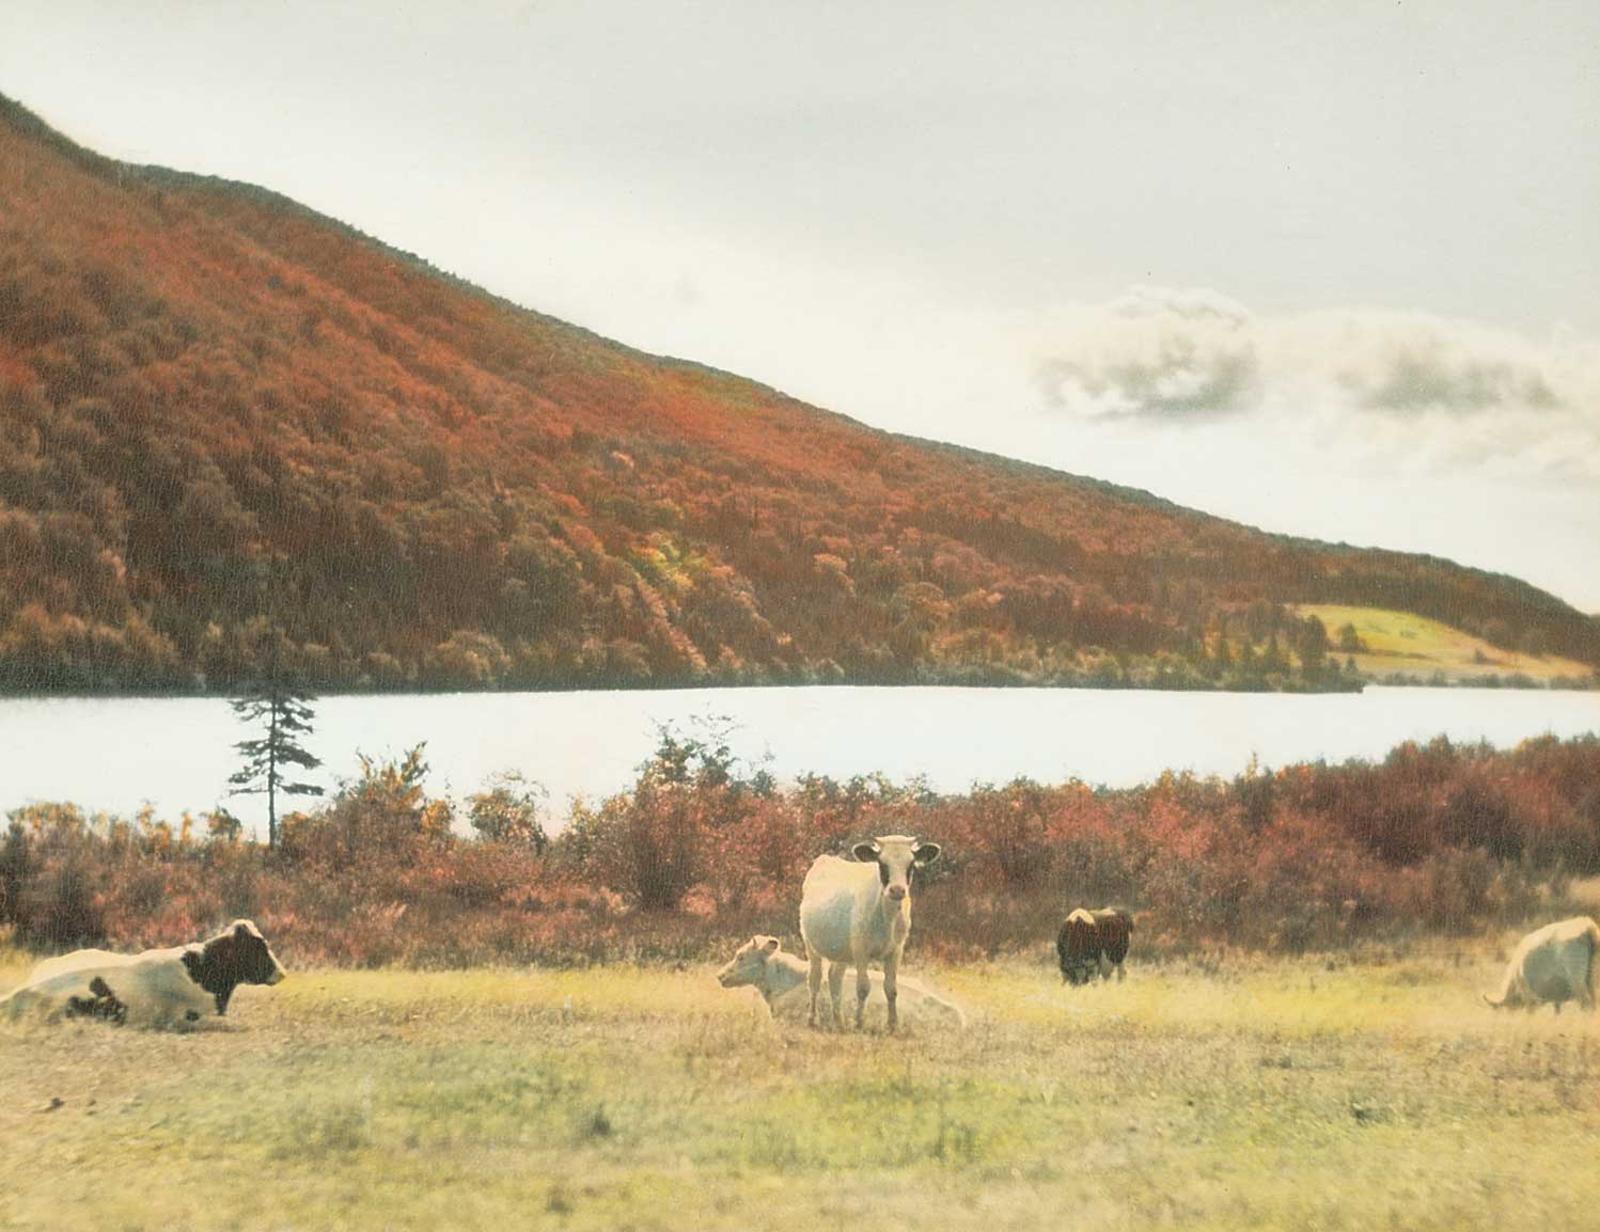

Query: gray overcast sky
[3,1,1598,608]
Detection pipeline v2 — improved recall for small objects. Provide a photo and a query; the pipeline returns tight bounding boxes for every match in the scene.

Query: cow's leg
[807,952,824,1028]
[827,961,846,1029]
[1097,952,1112,982]
[883,950,900,1034]
[1115,960,1126,982]
[853,947,871,1030]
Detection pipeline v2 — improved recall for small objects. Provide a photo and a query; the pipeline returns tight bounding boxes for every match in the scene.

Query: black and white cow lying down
[1,919,287,1028]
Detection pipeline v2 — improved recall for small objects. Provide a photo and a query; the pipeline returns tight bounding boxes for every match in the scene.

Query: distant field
[1294,604,1596,684]
[5,946,1600,1230]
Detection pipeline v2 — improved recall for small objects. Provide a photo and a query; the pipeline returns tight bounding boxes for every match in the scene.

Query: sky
[3,0,1597,609]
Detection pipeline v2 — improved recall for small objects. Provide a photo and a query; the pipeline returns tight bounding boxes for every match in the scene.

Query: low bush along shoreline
[2,732,1597,969]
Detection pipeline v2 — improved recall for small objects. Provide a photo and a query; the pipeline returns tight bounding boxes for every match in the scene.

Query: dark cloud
[1030,289,1600,479]
[1344,352,1563,416]
[1037,346,1260,420]
[1033,286,1261,420]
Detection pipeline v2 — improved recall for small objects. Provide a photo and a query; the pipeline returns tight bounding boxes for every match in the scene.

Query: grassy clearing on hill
[5,945,1600,1231]
[1294,604,1596,684]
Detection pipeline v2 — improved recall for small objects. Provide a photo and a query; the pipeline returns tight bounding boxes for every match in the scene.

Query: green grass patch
[1295,603,1594,684]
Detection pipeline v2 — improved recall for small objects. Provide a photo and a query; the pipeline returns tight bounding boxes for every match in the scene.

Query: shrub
[467,772,549,853]
[4,735,1599,965]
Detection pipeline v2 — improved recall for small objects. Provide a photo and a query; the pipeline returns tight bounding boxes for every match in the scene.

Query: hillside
[1,93,1596,694]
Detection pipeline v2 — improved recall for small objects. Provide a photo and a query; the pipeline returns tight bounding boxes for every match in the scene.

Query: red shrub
[5,735,1597,965]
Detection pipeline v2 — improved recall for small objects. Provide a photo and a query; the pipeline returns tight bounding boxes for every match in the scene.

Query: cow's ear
[852,841,881,862]
[914,842,942,866]
[761,936,780,954]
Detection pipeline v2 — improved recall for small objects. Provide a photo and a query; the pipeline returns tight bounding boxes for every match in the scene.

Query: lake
[1,686,1596,838]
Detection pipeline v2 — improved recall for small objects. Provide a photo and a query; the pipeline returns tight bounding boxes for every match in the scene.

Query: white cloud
[1032,288,1600,480]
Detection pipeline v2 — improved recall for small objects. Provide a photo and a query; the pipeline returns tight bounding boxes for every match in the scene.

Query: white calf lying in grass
[1,919,287,1029]
[716,935,966,1029]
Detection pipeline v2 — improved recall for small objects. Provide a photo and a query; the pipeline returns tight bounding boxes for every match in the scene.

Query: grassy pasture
[1293,603,1595,684]
[4,947,1600,1231]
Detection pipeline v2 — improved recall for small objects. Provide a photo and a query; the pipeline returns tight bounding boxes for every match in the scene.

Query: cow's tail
[1483,962,1518,1009]
[1585,918,1600,1009]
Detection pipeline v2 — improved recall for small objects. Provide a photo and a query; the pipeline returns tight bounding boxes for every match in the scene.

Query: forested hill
[1,94,1595,695]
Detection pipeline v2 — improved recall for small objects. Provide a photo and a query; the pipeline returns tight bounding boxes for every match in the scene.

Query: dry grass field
[5,942,1600,1231]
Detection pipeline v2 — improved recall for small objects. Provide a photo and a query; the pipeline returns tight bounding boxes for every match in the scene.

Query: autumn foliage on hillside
[1,93,1597,695]
[3,734,1598,967]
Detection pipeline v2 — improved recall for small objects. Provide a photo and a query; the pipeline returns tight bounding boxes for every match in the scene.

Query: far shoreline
[2,674,1599,703]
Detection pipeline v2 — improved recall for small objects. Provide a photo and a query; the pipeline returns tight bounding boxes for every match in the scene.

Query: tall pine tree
[229,634,322,848]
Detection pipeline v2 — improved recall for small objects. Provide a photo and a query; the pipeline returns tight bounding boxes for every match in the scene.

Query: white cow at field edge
[1,919,287,1028]
[717,934,966,1028]
[800,835,940,1032]
[1484,916,1600,1014]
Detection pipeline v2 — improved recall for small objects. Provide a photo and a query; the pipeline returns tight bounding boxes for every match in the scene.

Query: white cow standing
[799,835,940,1032]
[1484,916,1600,1014]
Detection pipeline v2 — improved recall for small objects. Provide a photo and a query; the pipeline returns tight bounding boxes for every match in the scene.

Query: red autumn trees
[2,93,1596,697]
[3,734,1597,966]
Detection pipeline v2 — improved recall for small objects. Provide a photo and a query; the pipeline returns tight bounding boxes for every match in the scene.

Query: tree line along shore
[3,732,1597,969]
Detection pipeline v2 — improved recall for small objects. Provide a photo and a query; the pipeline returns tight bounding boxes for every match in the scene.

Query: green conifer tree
[229,636,322,848]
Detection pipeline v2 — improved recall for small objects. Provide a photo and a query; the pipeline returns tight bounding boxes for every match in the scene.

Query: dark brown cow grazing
[1092,908,1133,979]
[1057,907,1134,985]
[1057,910,1100,985]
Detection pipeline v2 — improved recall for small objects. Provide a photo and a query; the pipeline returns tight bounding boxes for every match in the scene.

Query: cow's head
[1061,960,1097,986]
[717,935,781,988]
[182,919,287,1013]
[851,835,941,905]
[221,919,287,986]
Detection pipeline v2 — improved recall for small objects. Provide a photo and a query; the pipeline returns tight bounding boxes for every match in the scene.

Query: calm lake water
[1,686,1596,839]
